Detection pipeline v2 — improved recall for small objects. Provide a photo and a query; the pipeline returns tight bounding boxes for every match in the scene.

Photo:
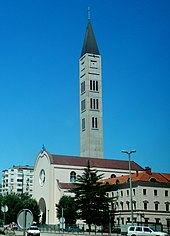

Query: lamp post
[121,150,136,225]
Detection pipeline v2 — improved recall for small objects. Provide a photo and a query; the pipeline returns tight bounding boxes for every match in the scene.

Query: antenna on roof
[87,6,91,20]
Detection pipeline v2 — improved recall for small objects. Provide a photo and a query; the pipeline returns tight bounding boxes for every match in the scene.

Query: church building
[33,19,143,225]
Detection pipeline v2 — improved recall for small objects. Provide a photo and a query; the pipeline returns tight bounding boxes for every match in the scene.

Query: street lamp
[121,150,136,225]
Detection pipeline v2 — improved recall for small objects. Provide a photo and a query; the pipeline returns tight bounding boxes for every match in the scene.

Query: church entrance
[39,197,46,224]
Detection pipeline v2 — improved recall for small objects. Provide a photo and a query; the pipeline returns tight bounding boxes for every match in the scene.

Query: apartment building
[1,165,34,196]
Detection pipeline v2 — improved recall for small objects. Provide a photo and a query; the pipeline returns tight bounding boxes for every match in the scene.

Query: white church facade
[33,149,143,224]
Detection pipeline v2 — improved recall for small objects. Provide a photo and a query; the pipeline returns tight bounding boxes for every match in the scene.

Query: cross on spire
[87,6,91,20]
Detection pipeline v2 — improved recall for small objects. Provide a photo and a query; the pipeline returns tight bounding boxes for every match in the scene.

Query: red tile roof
[58,182,77,190]
[101,168,170,185]
[49,154,143,171]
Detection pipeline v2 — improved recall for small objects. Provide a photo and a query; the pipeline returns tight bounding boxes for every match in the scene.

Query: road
[4,230,118,236]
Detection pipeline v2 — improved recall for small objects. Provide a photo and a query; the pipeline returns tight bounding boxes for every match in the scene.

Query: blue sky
[0,0,170,178]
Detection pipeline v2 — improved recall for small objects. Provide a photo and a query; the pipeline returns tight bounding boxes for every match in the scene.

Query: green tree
[0,194,40,225]
[69,161,117,231]
[2,194,22,224]
[56,195,77,225]
[21,196,40,224]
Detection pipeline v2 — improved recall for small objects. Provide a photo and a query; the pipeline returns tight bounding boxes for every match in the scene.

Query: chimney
[145,166,152,175]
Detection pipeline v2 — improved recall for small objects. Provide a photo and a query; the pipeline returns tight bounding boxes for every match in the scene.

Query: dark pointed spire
[81,20,100,57]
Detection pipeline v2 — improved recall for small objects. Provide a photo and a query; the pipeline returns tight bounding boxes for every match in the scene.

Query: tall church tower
[79,19,103,158]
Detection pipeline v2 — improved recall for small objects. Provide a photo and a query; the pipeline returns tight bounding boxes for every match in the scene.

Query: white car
[127,226,168,236]
[27,226,40,236]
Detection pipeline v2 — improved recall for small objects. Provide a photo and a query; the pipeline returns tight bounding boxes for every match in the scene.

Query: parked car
[27,226,40,236]
[127,226,168,236]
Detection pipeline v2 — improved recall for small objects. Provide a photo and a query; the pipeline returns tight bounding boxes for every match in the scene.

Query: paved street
[0,230,118,236]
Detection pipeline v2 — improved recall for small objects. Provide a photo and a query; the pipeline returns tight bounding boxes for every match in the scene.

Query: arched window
[154,201,160,211]
[165,202,170,212]
[126,201,130,210]
[133,201,136,210]
[70,171,76,183]
[120,201,124,210]
[110,174,116,178]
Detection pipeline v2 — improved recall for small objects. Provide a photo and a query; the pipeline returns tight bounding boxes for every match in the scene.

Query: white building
[33,149,143,224]
[101,167,170,230]
[1,165,34,196]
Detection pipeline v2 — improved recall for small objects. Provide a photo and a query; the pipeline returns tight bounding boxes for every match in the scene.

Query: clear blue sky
[0,0,170,178]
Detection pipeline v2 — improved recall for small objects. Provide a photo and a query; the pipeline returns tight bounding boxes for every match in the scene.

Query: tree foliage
[69,161,117,230]
[0,194,40,225]
[56,195,77,225]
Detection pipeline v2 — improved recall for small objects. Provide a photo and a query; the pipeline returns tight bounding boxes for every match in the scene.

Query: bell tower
[79,19,103,158]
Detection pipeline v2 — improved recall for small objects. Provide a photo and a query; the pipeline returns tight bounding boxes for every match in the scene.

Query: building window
[144,202,148,210]
[92,117,94,128]
[81,81,85,94]
[96,81,98,91]
[143,189,147,196]
[111,202,115,210]
[110,174,116,178]
[133,189,135,196]
[70,171,76,183]
[90,98,92,109]
[92,117,98,129]
[133,201,136,210]
[96,99,99,109]
[154,190,158,196]
[154,202,159,211]
[17,179,23,182]
[93,80,95,90]
[126,190,129,196]
[90,80,99,92]
[82,118,85,131]
[165,190,168,197]
[90,59,98,68]
[90,80,92,90]
[150,177,157,182]
[126,201,130,210]
[155,218,160,224]
[120,202,124,210]
[165,203,169,212]
[81,99,86,112]
[90,98,99,110]
[17,189,22,192]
